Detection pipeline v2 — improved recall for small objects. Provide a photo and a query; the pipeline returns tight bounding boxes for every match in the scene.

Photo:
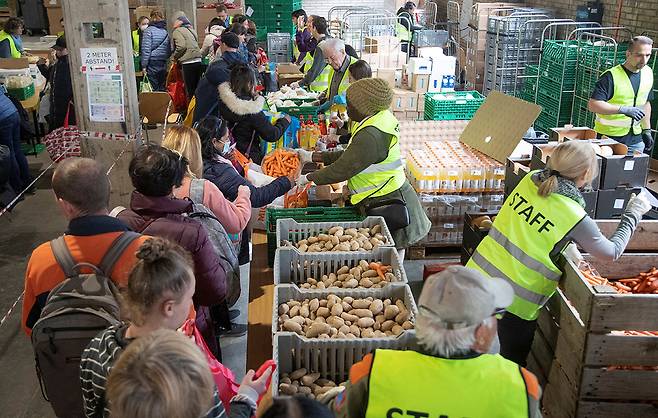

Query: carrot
[262,149,301,177]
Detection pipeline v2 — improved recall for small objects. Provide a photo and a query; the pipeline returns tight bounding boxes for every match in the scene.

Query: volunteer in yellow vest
[0,17,25,59]
[396,2,422,54]
[291,15,331,92]
[327,265,542,418]
[132,16,150,56]
[466,141,651,366]
[296,78,431,252]
[589,35,655,155]
[319,38,358,105]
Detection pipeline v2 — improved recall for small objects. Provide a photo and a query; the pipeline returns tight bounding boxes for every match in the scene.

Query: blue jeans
[0,111,29,192]
[626,141,645,155]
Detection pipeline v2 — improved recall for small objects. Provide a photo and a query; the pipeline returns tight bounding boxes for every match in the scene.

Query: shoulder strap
[50,236,77,278]
[98,232,142,276]
[189,178,205,203]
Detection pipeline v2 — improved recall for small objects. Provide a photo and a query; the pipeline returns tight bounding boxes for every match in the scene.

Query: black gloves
[642,129,655,155]
[619,106,646,121]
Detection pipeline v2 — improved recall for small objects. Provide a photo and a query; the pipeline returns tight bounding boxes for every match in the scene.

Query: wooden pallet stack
[528,222,658,418]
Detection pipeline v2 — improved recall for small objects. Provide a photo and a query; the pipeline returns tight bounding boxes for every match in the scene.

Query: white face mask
[140,24,148,31]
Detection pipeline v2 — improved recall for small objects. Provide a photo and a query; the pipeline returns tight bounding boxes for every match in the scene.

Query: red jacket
[117,191,227,354]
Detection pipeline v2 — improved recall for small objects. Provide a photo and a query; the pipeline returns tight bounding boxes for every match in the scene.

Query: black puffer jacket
[217,82,290,164]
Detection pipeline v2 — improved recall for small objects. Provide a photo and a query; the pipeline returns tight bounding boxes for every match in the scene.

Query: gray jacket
[172,25,202,63]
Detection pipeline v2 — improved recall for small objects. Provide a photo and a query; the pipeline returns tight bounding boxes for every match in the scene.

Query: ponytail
[537,173,559,197]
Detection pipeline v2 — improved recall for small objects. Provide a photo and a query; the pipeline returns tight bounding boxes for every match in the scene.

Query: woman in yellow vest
[329,266,543,418]
[466,141,651,366]
[0,18,25,59]
[297,78,431,253]
[132,16,150,56]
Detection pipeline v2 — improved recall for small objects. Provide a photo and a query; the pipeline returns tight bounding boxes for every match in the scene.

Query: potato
[308,236,319,244]
[384,305,400,320]
[350,241,361,251]
[385,272,396,282]
[290,316,305,325]
[298,243,308,252]
[341,312,358,323]
[279,383,297,395]
[375,314,385,324]
[328,226,342,235]
[317,281,326,289]
[362,241,373,251]
[395,310,410,324]
[351,309,374,318]
[324,241,334,251]
[345,228,359,237]
[402,321,414,330]
[283,320,303,333]
[326,316,345,329]
[372,224,382,234]
[336,266,350,275]
[281,376,292,384]
[301,373,321,386]
[298,386,313,395]
[318,234,330,241]
[330,303,343,317]
[297,239,308,247]
[300,305,310,318]
[279,304,290,315]
[316,307,330,318]
[289,305,300,317]
[290,368,307,380]
[351,299,370,309]
[392,324,404,336]
[307,322,331,338]
[342,301,352,311]
[361,328,375,338]
[331,235,340,246]
[316,379,336,387]
[335,243,351,251]
[338,325,350,335]
[362,269,378,278]
[344,278,359,288]
[309,298,319,312]
[357,317,375,328]
[369,300,384,315]
[381,320,396,332]
[343,296,354,304]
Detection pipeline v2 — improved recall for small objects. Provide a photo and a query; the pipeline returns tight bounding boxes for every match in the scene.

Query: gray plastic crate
[267,33,291,51]
[273,247,408,291]
[273,284,417,336]
[276,216,395,250]
[272,331,418,396]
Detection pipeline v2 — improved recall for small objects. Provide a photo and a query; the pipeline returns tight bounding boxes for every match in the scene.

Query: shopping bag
[140,75,153,93]
[183,96,196,127]
[167,62,188,112]
[44,103,81,162]
[186,321,240,411]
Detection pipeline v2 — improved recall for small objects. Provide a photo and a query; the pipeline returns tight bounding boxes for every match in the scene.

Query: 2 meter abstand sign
[80,47,121,73]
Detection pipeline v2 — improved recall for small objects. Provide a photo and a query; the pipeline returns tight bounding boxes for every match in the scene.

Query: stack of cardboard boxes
[464,2,521,93]
[388,58,432,121]
[505,127,650,219]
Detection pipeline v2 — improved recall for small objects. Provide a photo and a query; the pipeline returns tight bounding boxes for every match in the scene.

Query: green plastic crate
[256,26,268,42]
[265,207,364,266]
[424,91,485,121]
[7,83,35,100]
[133,55,141,71]
[278,104,319,119]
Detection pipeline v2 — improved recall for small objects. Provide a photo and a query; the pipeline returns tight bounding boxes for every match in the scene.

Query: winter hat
[346,78,393,116]
[220,32,240,49]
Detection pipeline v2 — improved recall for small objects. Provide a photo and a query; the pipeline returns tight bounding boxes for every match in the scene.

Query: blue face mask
[222,140,232,155]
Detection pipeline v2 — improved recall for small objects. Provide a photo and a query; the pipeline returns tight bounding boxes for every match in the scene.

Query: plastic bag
[140,75,153,93]
[246,162,276,187]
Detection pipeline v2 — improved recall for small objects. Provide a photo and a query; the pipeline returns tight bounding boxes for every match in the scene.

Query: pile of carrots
[262,149,300,177]
[370,262,392,279]
[579,265,658,294]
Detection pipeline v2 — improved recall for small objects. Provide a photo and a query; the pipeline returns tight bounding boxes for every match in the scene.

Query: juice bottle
[318,114,328,135]
[299,116,308,149]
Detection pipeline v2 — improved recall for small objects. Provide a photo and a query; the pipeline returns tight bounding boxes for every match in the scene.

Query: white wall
[301,0,392,20]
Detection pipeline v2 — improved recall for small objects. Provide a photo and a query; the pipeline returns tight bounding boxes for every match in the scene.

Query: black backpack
[31,232,140,418]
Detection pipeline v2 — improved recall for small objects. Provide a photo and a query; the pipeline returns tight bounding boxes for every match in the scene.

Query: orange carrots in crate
[579,265,658,295]
[262,149,300,177]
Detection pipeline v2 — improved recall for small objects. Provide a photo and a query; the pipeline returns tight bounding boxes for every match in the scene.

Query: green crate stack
[518,64,538,101]
[250,0,301,39]
[424,91,485,121]
[265,207,364,266]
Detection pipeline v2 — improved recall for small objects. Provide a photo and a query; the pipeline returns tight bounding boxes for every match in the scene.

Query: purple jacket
[295,28,316,64]
[117,191,226,354]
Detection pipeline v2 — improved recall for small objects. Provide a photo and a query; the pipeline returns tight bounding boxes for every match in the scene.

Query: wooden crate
[529,253,658,418]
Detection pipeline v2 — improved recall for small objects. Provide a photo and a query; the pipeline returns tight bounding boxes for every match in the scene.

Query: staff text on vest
[508,192,555,233]
[386,408,455,418]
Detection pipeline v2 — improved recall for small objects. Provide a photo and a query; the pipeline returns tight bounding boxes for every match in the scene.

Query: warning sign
[80,48,120,73]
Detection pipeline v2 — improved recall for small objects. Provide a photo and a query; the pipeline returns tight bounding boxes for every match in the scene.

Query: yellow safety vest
[466,171,586,320]
[347,110,406,204]
[326,55,357,99]
[594,64,653,137]
[309,38,330,92]
[0,31,21,58]
[365,349,531,418]
[132,29,140,55]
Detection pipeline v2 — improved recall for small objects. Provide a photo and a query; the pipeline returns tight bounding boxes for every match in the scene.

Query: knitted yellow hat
[346,78,393,116]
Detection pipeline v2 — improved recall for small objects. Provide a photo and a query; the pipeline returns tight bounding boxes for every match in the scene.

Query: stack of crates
[267,33,292,63]
[518,64,538,102]
[248,0,301,41]
[533,40,579,133]
[424,91,485,121]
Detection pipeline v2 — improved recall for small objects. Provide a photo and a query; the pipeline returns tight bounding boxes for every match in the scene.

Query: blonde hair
[537,141,598,197]
[162,125,204,179]
[106,329,214,418]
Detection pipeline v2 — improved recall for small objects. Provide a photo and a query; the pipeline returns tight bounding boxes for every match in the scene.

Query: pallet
[530,253,658,418]
[408,243,461,260]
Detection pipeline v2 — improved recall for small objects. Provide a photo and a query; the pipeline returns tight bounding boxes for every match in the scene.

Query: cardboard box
[277,63,302,75]
[599,152,650,190]
[392,88,415,112]
[417,93,425,112]
[44,0,60,8]
[393,110,406,120]
[530,142,603,190]
[376,68,396,89]
[406,111,419,120]
[466,27,488,51]
[596,187,642,219]
[135,6,163,20]
[469,2,520,29]
[582,190,598,218]
[46,7,63,36]
[363,36,401,54]
[407,57,432,75]
[504,157,530,197]
[411,74,430,94]
[549,126,597,142]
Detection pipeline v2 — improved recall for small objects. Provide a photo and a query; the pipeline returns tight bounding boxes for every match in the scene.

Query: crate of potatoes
[274,285,417,339]
[273,247,407,291]
[277,216,395,253]
[273,331,417,397]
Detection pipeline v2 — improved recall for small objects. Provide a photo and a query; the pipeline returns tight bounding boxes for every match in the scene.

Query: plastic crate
[272,331,417,396]
[275,216,395,251]
[133,55,141,71]
[273,247,408,290]
[267,32,291,51]
[256,26,268,42]
[7,83,35,100]
[424,91,485,121]
[277,103,320,119]
[541,40,579,63]
[272,284,418,336]
[265,206,364,265]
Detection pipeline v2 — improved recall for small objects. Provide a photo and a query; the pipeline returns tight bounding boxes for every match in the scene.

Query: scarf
[535,169,586,208]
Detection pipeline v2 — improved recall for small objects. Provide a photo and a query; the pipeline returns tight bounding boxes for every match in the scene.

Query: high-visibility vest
[132,29,140,55]
[466,171,586,320]
[326,55,357,99]
[594,64,653,137]
[292,35,300,62]
[300,50,313,74]
[347,110,406,204]
[309,38,330,92]
[0,31,21,58]
[396,22,412,42]
[365,349,531,418]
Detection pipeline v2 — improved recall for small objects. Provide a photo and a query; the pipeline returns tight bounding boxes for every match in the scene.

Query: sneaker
[217,323,248,338]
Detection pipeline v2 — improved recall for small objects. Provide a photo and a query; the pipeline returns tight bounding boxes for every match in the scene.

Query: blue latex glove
[333,94,347,106]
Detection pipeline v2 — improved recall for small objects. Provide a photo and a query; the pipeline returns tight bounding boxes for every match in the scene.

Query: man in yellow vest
[589,35,655,155]
[291,15,330,92]
[326,265,542,418]
[291,9,315,71]
[317,38,358,110]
